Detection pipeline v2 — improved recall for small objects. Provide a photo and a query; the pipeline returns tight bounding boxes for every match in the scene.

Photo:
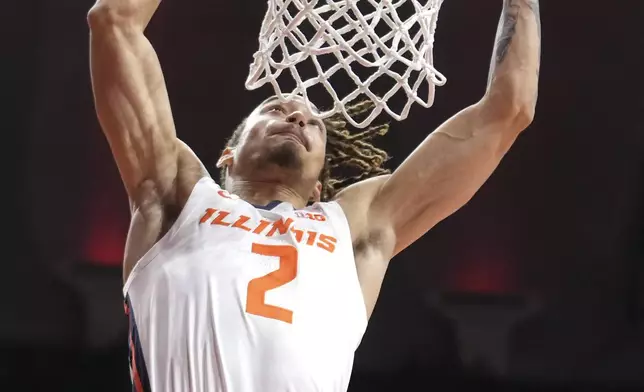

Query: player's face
[225,96,327,197]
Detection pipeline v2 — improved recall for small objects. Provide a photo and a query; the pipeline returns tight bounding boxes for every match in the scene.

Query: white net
[245,0,447,128]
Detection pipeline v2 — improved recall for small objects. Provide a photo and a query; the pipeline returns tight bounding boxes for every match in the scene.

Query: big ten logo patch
[294,211,326,222]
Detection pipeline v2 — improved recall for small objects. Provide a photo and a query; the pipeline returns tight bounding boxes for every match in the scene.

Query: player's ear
[309,181,322,203]
[216,147,235,169]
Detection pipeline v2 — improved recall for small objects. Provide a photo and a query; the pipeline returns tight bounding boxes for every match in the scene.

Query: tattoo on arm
[495,0,520,65]
[487,0,541,85]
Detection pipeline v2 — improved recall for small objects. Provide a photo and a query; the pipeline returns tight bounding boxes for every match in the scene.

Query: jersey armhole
[122,175,218,296]
[318,201,368,324]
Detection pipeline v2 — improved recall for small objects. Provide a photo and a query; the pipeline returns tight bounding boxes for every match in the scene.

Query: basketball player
[87,0,541,390]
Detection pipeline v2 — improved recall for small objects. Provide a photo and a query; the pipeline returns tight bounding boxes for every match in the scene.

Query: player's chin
[263,142,304,171]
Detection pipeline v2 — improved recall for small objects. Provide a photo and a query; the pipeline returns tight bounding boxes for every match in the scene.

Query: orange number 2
[246,243,298,324]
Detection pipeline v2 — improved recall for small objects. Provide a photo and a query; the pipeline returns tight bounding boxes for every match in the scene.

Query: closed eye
[266,105,286,114]
[308,119,324,131]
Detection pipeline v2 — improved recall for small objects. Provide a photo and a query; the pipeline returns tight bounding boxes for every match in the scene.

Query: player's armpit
[88,5,203,207]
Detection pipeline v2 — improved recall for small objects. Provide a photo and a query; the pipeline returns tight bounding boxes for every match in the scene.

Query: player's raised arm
[342,0,541,256]
[88,0,200,206]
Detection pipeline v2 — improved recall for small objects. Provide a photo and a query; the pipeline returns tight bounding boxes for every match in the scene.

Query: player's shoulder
[174,139,212,204]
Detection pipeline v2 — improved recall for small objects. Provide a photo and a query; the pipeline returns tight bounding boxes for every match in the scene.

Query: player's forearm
[485,0,541,123]
[88,0,161,30]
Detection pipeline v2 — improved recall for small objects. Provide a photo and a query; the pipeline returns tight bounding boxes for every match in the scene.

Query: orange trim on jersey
[129,335,145,392]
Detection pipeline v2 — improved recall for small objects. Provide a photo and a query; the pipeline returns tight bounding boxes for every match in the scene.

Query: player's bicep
[372,102,523,255]
[89,13,179,201]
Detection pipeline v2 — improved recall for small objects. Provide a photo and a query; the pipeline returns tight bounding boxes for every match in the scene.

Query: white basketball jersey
[123,176,367,392]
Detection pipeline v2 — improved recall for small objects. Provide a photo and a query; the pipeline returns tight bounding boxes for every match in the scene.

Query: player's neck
[230,180,308,209]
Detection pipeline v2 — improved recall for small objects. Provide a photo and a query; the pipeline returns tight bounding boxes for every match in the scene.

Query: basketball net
[245,0,447,128]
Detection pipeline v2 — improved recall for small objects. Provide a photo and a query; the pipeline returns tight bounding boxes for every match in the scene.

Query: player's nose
[286,111,306,128]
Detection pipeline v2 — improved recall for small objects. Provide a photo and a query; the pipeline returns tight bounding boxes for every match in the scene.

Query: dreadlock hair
[220,100,391,202]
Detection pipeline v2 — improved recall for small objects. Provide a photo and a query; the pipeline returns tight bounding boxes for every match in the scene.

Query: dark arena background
[4,0,644,391]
